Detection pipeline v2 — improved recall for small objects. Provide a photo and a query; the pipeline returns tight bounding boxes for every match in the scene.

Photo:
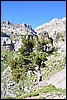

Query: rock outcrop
[1,21,37,51]
[35,17,66,37]
[1,17,66,54]
[35,17,66,54]
[1,32,14,51]
[1,21,36,35]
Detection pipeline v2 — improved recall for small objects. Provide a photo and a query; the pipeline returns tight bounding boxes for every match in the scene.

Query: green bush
[39,96,46,99]
[5,95,14,99]
[53,51,60,57]
[56,33,64,40]
[1,51,16,72]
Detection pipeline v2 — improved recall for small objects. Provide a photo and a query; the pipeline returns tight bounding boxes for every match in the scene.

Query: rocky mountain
[35,17,66,54]
[1,32,14,51]
[35,17,66,37]
[1,20,37,51]
[1,17,66,99]
[1,17,66,36]
[1,17,66,54]
[1,20,36,35]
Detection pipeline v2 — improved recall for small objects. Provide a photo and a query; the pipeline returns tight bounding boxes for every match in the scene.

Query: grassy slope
[16,84,66,99]
[1,51,66,99]
[1,51,19,72]
[16,52,66,99]
[41,52,66,80]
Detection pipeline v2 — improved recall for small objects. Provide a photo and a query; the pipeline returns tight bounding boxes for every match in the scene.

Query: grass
[41,52,66,80]
[1,47,66,99]
[1,51,13,72]
[39,96,46,99]
[16,84,66,99]
[1,62,8,72]
[16,91,39,99]
[4,96,14,99]
[1,51,19,72]
[37,84,66,94]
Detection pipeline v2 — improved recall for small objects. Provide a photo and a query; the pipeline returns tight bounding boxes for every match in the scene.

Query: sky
[1,1,66,29]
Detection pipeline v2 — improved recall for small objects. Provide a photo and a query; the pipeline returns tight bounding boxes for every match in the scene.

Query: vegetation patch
[39,96,46,99]
[4,95,14,99]
[16,91,39,99]
[41,52,66,80]
[16,84,66,99]
[1,51,19,72]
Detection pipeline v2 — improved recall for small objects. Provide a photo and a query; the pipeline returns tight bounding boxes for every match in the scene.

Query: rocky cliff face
[1,32,14,51]
[1,20,37,51]
[35,17,66,37]
[1,17,66,53]
[35,17,66,54]
[1,20,36,35]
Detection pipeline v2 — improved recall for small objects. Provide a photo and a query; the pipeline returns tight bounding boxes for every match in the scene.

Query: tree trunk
[37,69,42,86]
[34,65,42,86]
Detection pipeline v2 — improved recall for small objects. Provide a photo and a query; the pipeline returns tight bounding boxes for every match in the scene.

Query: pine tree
[10,34,53,86]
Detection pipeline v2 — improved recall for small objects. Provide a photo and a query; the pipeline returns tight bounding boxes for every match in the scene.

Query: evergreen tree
[10,34,53,85]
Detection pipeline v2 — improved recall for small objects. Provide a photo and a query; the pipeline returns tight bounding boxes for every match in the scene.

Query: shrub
[5,95,14,99]
[39,96,46,99]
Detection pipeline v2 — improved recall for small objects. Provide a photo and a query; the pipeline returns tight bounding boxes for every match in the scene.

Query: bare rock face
[1,32,11,45]
[1,17,66,54]
[35,17,66,43]
[35,17,66,37]
[2,20,10,25]
[37,30,49,40]
[1,32,14,51]
[35,17,66,54]
[1,20,37,51]
[1,21,36,35]
[1,19,37,52]
[5,20,11,25]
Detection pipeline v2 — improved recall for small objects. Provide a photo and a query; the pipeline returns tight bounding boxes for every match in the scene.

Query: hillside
[1,17,66,99]
[35,17,66,38]
[35,17,66,55]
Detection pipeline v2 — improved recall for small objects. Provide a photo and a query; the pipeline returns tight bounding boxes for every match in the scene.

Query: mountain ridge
[1,20,36,35]
[1,17,66,36]
[1,17,66,53]
[35,17,66,37]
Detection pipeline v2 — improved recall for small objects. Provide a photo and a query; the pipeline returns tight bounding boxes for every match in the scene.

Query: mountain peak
[35,17,66,36]
[1,21,36,35]
[2,20,11,25]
